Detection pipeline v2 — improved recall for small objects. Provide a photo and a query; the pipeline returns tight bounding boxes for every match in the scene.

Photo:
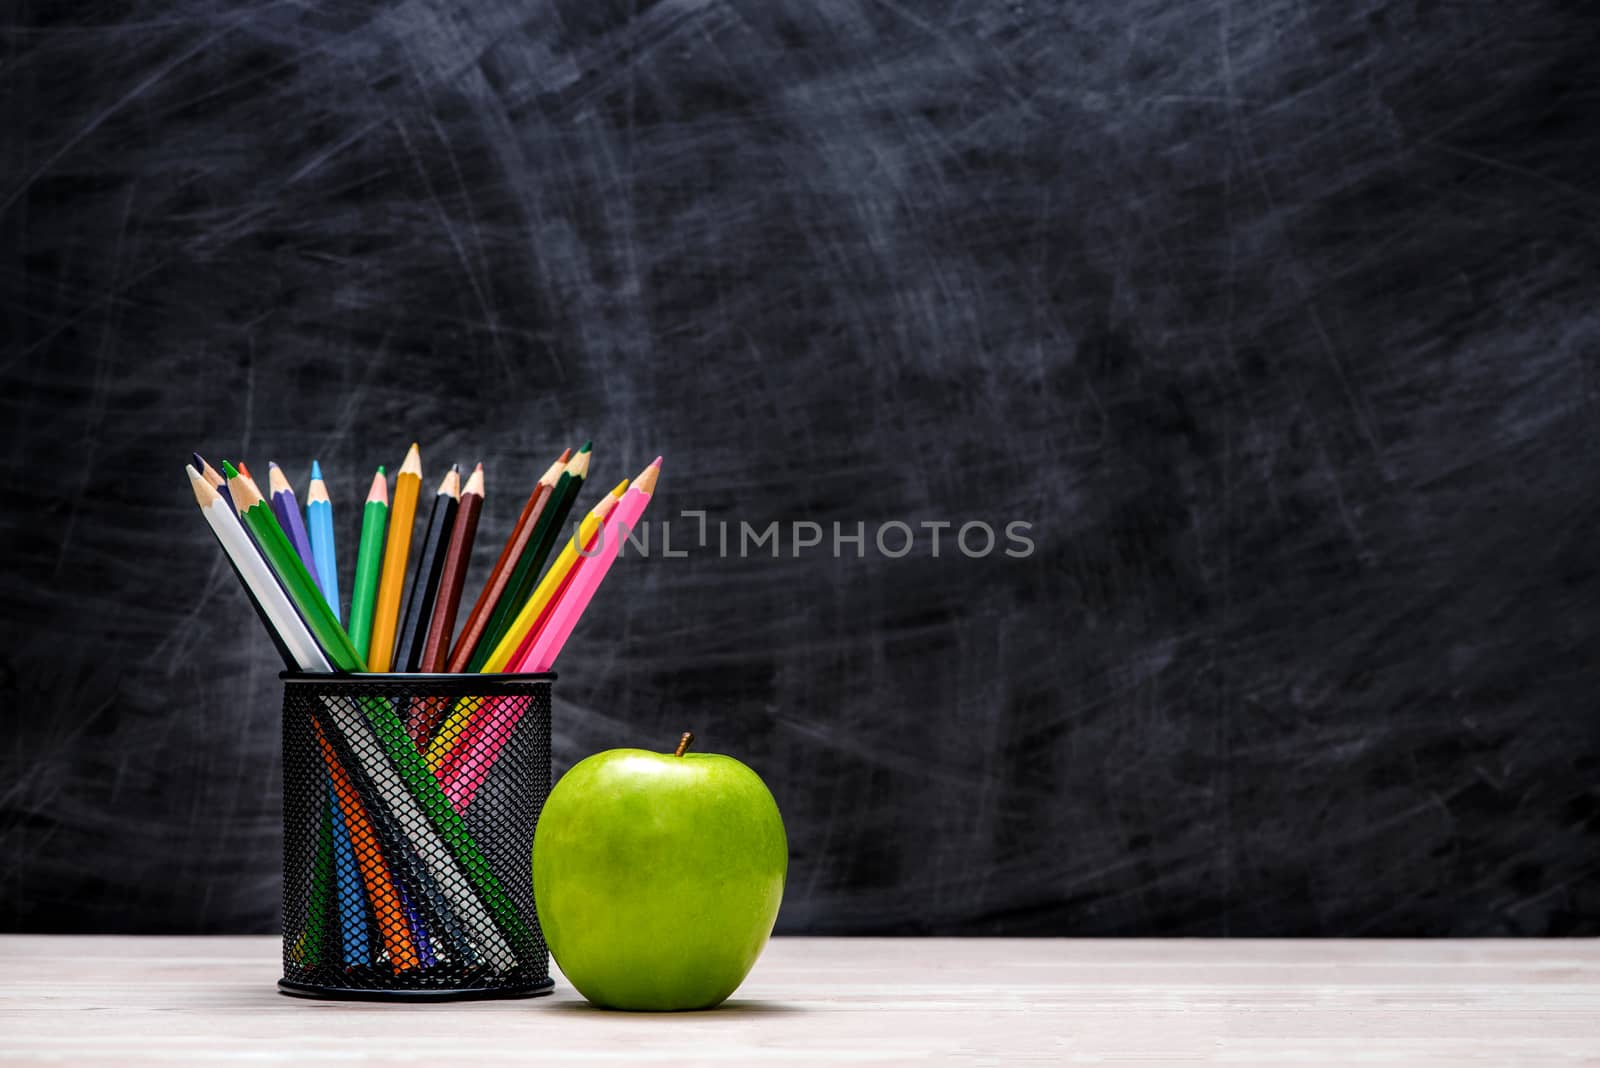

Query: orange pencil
[367,443,422,671]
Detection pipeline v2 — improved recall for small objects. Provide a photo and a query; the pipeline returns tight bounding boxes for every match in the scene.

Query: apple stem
[674,731,694,757]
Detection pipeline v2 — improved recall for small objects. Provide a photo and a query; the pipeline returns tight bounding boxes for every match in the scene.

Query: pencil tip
[652,455,663,468]
[579,440,593,453]
[378,465,386,475]
[311,459,323,480]
[191,451,206,470]
[222,460,240,478]
[185,464,201,480]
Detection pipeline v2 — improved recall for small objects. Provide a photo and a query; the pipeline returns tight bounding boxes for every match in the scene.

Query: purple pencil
[267,462,322,592]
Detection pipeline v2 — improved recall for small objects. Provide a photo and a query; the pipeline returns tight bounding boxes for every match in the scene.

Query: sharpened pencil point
[400,443,423,476]
[378,465,386,475]
[222,460,240,478]
[579,441,592,453]
[311,459,323,481]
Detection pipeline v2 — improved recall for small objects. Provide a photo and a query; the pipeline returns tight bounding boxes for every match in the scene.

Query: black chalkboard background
[3,1,1598,936]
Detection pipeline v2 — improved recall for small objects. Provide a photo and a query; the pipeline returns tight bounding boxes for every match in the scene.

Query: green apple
[532,733,787,1011]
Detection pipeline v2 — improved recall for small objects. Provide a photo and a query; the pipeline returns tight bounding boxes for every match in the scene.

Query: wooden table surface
[4,936,1599,1065]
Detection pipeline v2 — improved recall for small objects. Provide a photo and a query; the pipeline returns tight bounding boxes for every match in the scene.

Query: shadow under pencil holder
[278,671,555,1001]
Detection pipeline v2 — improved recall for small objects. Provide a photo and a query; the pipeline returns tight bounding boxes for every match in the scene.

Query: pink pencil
[442,458,661,811]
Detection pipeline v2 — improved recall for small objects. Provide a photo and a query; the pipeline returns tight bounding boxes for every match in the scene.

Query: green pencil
[224,462,367,672]
[346,466,389,660]
[468,442,590,671]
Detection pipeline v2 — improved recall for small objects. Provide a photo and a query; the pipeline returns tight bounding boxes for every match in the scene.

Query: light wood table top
[3,936,1598,1064]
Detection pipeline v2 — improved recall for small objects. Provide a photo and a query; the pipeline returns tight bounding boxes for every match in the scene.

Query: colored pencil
[468,443,591,672]
[269,462,321,591]
[236,461,254,480]
[443,464,659,810]
[481,478,630,674]
[188,465,329,672]
[368,443,421,671]
[306,462,362,971]
[421,463,485,672]
[306,461,356,967]
[393,466,459,673]
[306,461,341,623]
[447,450,569,673]
[426,480,628,770]
[297,793,334,966]
[328,780,370,966]
[346,467,388,660]
[514,458,661,673]
[223,461,366,671]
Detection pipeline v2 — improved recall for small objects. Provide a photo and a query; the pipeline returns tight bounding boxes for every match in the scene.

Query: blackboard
[2,0,1598,936]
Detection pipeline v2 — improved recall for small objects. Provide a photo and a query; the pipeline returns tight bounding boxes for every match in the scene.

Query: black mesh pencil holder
[278,672,555,1001]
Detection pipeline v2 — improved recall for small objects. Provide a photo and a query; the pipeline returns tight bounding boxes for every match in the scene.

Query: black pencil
[393,465,460,673]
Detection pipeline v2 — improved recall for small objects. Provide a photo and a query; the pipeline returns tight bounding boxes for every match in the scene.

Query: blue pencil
[328,782,370,967]
[267,462,322,593]
[306,461,341,623]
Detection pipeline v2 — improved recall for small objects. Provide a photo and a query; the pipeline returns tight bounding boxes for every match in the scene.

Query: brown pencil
[419,463,486,674]
[445,448,570,673]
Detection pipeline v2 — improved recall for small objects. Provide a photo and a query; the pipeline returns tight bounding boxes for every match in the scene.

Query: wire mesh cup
[278,672,555,1000]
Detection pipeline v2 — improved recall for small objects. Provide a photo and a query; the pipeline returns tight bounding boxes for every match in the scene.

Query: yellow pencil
[367,442,422,671]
